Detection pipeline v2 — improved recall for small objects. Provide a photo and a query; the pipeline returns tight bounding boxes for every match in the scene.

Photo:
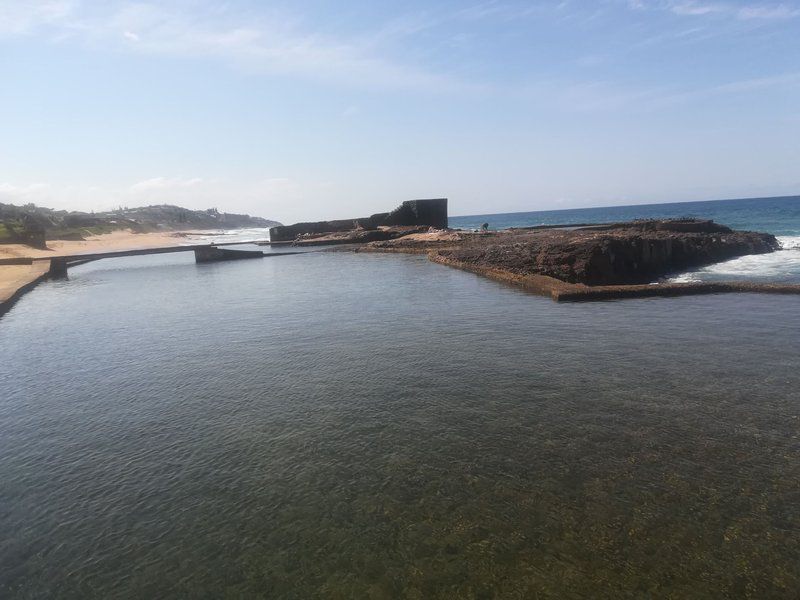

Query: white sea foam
[670,237,800,283]
[778,235,800,250]
[184,227,273,245]
[669,272,702,283]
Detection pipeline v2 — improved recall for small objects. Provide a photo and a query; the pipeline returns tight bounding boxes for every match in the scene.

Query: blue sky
[1,0,799,222]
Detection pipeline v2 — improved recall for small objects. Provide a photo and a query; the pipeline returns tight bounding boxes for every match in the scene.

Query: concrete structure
[1,243,303,318]
[381,198,448,229]
[44,244,301,278]
[193,246,264,263]
[269,198,448,243]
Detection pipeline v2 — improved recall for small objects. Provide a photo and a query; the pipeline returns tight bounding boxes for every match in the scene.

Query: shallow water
[1,250,799,598]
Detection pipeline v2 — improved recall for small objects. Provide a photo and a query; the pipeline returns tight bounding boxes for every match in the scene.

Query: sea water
[1,197,800,598]
[451,195,800,284]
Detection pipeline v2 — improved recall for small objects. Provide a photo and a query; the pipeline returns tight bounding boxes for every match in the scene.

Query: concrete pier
[193,246,264,263]
[2,241,307,319]
[42,243,291,277]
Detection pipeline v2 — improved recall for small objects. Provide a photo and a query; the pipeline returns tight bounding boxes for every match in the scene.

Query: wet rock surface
[370,219,780,286]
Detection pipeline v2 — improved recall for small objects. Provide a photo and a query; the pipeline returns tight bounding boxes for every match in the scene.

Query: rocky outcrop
[267,217,380,243]
[288,226,430,246]
[269,199,447,242]
[551,228,776,285]
[372,219,780,286]
[427,252,800,302]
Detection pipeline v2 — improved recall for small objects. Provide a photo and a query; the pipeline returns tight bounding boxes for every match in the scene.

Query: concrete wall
[269,198,447,242]
[381,199,448,229]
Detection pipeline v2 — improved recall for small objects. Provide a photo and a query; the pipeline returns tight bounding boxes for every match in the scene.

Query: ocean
[450,195,800,284]
[1,196,799,597]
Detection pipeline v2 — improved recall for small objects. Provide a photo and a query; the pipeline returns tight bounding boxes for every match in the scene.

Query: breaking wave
[670,236,800,284]
[183,228,273,245]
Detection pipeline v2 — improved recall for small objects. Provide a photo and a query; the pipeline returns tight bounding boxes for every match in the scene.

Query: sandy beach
[0,229,195,261]
[0,230,199,312]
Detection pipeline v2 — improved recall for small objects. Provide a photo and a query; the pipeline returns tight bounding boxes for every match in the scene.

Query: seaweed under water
[1,250,798,598]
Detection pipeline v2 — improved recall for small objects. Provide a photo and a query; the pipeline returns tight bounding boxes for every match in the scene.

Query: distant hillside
[0,203,281,246]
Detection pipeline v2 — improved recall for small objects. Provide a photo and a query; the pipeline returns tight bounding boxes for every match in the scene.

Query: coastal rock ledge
[369,219,780,287]
[442,220,778,286]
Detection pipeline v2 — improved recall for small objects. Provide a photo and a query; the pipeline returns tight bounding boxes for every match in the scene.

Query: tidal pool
[1,251,799,598]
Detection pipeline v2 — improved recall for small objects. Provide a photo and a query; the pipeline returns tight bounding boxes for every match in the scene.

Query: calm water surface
[2,249,800,598]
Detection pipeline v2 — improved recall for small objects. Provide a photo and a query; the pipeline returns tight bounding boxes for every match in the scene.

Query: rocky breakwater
[287,226,431,247]
[365,219,795,300]
[268,199,448,243]
[437,219,778,285]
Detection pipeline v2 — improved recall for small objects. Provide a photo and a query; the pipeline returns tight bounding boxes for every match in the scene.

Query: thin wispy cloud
[737,4,800,18]
[1,2,798,219]
[341,105,361,119]
[629,25,710,49]
[0,1,470,92]
[670,3,726,16]
[656,70,800,105]
[628,0,800,19]
[2,0,796,103]
[523,69,800,113]
[0,0,74,35]
[455,1,542,21]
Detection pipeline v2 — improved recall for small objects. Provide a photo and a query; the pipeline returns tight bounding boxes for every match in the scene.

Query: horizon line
[450,193,800,219]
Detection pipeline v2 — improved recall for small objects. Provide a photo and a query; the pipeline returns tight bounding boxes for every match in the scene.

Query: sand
[0,263,51,309]
[0,230,201,312]
[0,229,195,261]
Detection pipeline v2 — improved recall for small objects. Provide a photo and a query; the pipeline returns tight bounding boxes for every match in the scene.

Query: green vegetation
[0,221,18,241]
[0,202,280,246]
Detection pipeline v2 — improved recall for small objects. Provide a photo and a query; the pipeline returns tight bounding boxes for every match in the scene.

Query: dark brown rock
[268,199,447,242]
[374,219,779,286]
[292,226,430,246]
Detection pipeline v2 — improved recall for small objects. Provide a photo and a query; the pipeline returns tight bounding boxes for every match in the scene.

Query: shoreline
[0,230,211,318]
[426,252,800,301]
[356,221,800,301]
[0,229,204,261]
[0,262,51,317]
[3,221,800,319]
